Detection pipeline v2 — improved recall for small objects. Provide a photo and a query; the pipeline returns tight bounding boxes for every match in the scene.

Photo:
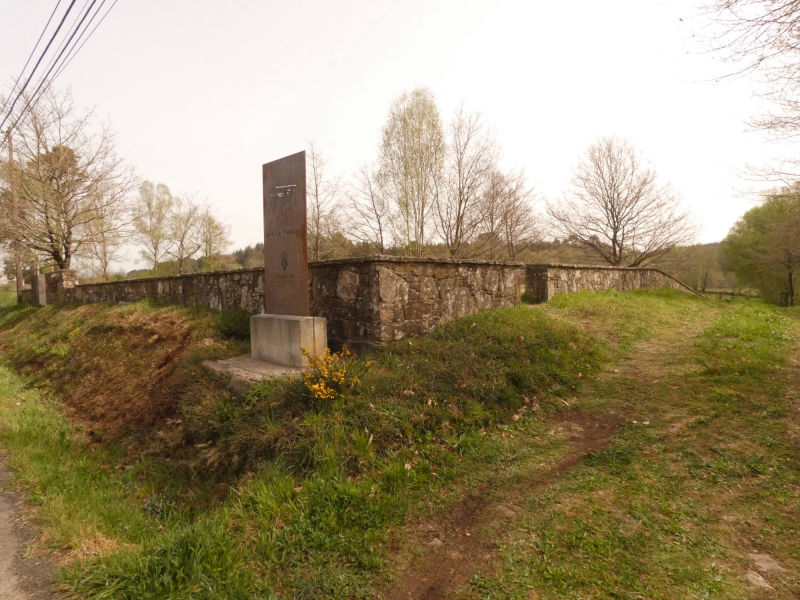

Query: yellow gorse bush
[302,346,369,403]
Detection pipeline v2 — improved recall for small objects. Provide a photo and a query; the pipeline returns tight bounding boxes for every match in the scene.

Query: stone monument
[250,151,327,367]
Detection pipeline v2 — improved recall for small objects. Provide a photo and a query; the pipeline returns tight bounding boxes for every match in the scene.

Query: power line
[0,0,64,119]
[9,0,99,124]
[51,0,118,84]
[0,0,107,154]
[0,0,78,133]
[21,0,99,111]
[39,0,94,84]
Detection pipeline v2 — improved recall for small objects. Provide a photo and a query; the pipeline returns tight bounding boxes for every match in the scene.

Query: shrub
[214,309,251,339]
[302,346,370,404]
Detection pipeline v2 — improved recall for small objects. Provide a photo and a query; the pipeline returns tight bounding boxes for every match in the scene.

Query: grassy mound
[1,289,796,599]
[0,297,601,598]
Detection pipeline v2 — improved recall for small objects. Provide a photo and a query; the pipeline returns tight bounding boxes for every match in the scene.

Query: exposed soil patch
[58,312,193,439]
[0,305,230,446]
[384,412,622,600]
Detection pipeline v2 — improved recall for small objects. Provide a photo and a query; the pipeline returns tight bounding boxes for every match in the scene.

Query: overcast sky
[0,0,788,268]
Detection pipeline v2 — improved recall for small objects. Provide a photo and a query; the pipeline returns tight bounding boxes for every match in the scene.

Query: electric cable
[0,0,64,118]
[0,0,101,153]
[0,0,78,132]
[51,0,116,84]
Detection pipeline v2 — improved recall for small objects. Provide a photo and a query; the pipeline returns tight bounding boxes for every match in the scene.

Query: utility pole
[6,128,23,303]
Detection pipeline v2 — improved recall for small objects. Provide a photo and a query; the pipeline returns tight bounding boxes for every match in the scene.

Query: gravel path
[0,459,58,600]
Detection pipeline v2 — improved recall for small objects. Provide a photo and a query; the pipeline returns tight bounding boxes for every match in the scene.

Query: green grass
[0,289,16,307]
[0,289,798,598]
[467,295,800,599]
[0,298,601,598]
[67,304,601,598]
[0,365,152,554]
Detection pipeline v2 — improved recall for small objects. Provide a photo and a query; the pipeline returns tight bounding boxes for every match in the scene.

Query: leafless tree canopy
[306,143,343,261]
[348,163,391,253]
[709,0,800,137]
[0,89,135,271]
[548,137,693,267]
[436,106,496,258]
[83,182,134,280]
[474,169,539,260]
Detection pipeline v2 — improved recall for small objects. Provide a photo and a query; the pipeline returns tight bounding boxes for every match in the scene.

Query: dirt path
[384,413,622,600]
[383,305,719,600]
[0,458,58,600]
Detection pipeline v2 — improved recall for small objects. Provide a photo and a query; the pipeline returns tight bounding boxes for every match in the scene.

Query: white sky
[0,0,791,267]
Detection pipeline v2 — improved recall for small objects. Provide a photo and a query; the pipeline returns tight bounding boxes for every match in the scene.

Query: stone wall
[310,257,523,346]
[31,259,695,346]
[525,263,697,303]
[59,268,265,312]
[42,258,523,346]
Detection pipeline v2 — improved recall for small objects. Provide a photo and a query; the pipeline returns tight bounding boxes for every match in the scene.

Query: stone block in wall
[403,301,430,321]
[30,274,47,306]
[378,266,409,304]
[336,270,359,301]
[418,275,438,299]
[44,269,79,302]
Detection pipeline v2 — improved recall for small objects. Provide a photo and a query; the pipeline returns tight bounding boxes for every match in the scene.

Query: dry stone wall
[31,259,695,347]
[59,268,265,312]
[525,264,697,303]
[310,257,522,346]
[41,258,524,346]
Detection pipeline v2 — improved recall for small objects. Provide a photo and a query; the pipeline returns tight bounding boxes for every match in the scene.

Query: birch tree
[198,208,230,270]
[134,181,174,270]
[166,195,203,275]
[378,88,445,256]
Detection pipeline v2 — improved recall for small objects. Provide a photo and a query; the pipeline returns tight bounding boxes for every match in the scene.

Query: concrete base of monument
[249,314,328,368]
[203,355,303,393]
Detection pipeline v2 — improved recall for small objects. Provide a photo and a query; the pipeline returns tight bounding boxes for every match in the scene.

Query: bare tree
[548,137,693,267]
[708,1,800,138]
[0,89,135,271]
[306,143,342,261]
[499,172,539,260]
[84,184,133,280]
[378,88,445,256]
[198,207,230,270]
[166,195,203,275]
[436,106,496,257]
[348,163,391,253]
[474,169,508,260]
[474,169,538,260]
[133,181,174,270]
